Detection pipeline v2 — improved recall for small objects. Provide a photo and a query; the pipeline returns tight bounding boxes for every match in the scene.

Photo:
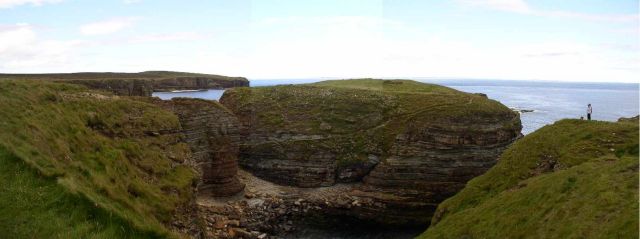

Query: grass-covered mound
[419,119,639,238]
[0,80,198,238]
[224,79,514,130]
[220,79,521,186]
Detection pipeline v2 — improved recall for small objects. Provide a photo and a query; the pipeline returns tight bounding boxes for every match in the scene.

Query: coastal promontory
[219,79,522,225]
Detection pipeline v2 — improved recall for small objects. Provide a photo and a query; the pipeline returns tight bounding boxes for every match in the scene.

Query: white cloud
[0,24,82,70]
[79,17,138,35]
[1,15,636,83]
[0,0,61,8]
[455,0,639,22]
[181,15,638,82]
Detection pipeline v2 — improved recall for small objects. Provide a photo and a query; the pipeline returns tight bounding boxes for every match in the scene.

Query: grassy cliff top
[0,80,197,238]
[222,79,518,133]
[419,119,639,238]
[0,70,248,81]
[311,78,458,94]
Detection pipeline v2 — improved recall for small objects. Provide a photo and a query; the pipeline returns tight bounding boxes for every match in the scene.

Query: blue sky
[0,0,638,82]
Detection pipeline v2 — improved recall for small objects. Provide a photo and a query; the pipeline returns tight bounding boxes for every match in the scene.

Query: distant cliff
[220,79,522,225]
[0,71,249,96]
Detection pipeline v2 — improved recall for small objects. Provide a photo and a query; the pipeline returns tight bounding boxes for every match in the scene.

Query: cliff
[0,71,249,96]
[419,119,639,238]
[220,79,522,225]
[150,98,245,197]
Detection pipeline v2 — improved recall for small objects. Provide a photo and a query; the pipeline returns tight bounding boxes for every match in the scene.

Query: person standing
[587,104,592,120]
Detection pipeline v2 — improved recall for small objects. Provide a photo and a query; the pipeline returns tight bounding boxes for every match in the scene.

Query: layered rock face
[220,79,522,225]
[153,98,245,197]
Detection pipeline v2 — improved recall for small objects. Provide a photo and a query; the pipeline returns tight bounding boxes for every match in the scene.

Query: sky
[0,0,638,82]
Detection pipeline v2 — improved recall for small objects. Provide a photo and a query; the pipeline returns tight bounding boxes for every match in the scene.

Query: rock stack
[155,98,245,197]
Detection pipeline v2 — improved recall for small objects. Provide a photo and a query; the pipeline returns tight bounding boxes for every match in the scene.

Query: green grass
[221,79,520,166]
[0,80,198,238]
[0,70,248,82]
[419,119,639,239]
[0,147,155,238]
[312,78,458,94]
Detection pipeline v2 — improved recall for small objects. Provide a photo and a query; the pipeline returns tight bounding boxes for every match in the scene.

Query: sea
[153,79,639,135]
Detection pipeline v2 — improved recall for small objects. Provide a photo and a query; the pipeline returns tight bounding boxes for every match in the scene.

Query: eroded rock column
[155,98,245,197]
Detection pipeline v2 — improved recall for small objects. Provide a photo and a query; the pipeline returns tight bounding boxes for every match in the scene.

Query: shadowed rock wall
[153,98,245,197]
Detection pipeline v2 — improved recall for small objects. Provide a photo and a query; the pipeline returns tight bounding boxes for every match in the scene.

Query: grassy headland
[419,119,639,238]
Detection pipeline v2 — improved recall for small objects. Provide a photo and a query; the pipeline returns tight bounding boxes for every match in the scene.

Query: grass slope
[0,70,248,82]
[0,147,153,238]
[419,119,639,239]
[0,80,198,238]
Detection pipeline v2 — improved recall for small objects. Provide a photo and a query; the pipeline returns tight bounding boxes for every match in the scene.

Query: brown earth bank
[0,71,249,96]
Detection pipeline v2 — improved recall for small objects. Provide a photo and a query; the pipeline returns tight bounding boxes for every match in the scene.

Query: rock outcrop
[220,79,522,225]
[152,98,245,197]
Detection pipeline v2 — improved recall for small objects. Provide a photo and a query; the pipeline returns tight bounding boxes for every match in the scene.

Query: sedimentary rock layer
[220,79,522,224]
[152,98,245,197]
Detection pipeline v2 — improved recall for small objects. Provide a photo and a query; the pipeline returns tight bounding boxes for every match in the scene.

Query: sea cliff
[220,79,522,225]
